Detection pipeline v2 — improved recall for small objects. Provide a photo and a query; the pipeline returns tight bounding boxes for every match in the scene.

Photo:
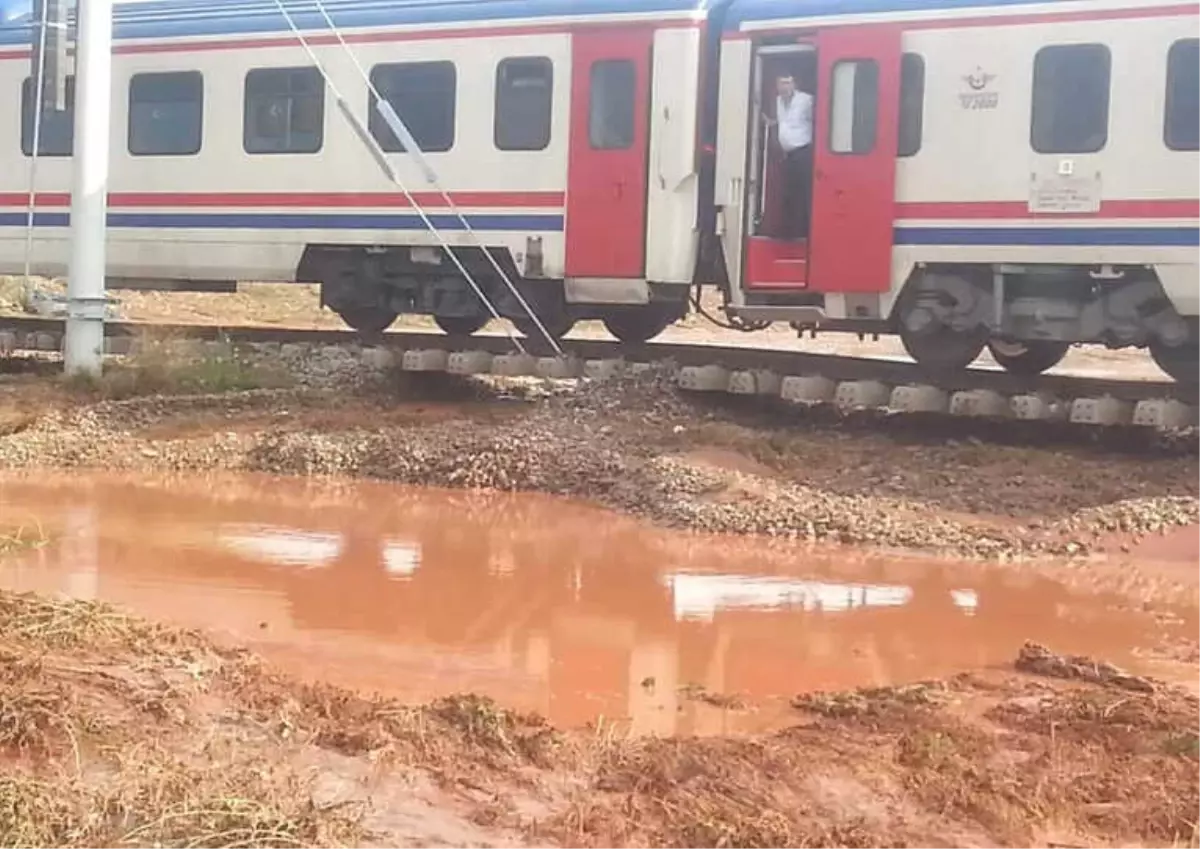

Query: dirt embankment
[0,587,1191,848]
[0,345,1196,562]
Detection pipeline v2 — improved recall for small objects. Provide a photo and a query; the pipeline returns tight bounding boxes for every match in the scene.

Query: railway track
[1,315,1196,430]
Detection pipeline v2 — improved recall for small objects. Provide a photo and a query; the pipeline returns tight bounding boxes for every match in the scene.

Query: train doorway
[743,27,901,296]
[745,44,817,291]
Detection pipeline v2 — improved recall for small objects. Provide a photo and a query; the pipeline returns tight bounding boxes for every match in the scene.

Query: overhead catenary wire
[267,0,527,354]
[306,0,565,356]
[22,0,53,304]
[270,0,565,357]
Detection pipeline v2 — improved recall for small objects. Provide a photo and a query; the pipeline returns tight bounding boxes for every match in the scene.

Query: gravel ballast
[0,347,1196,561]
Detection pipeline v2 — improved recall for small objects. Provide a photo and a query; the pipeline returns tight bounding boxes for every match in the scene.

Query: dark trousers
[780,144,812,239]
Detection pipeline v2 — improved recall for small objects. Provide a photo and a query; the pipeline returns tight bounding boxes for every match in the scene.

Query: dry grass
[0,754,363,848]
[0,588,1192,848]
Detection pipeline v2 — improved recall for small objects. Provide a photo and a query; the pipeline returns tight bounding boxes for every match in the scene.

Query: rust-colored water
[0,471,1194,734]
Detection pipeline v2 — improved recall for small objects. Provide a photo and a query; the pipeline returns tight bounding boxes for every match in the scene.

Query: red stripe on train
[0,191,566,209]
[726,3,1198,38]
[0,18,698,60]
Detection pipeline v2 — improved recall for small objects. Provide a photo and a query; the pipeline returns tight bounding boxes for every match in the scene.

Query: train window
[1165,38,1199,151]
[495,57,552,151]
[588,60,636,150]
[897,53,925,157]
[20,75,75,157]
[828,59,878,154]
[129,71,203,156]
[1031,44,1110,154]
[243,67,324,155]
[369,62,456,153]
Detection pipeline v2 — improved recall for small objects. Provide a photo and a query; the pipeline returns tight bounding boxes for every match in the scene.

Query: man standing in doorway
[772,74,813,239]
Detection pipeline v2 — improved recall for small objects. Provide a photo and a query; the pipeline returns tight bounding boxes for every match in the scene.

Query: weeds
[65,334,290,400]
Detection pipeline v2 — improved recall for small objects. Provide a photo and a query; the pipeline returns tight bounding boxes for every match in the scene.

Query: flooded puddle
[0,471,1195,735]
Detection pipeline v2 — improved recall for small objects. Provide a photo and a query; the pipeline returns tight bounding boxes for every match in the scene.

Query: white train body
[0,0,1195,377]
[711,0,1198,378]
[0,0,707,337]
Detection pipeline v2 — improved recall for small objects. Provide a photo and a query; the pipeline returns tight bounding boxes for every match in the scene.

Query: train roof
[0,0,710,44]
[721,0,1178,29]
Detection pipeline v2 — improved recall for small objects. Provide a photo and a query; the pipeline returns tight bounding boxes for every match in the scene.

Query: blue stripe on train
[1,213,1196,247]
[894,226,1200,247]
[0,211,566,231]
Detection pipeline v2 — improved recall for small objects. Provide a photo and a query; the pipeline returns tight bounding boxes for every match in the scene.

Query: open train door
[564,29,653,280]
[809,24,902,293]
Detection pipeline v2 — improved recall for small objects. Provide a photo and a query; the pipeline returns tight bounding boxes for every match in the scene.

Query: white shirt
[776,91,813,151]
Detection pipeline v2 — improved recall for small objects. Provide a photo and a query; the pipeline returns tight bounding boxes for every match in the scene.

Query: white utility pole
[64,0,112,377]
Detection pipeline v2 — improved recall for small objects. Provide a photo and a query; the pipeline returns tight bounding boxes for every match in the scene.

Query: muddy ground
[0,585,1191,848]
[0,337,1196,563]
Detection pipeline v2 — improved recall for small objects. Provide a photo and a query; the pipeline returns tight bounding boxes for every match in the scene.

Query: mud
[2,470,1196,734]
[0,351,1196,563]
[0,585,1191,848]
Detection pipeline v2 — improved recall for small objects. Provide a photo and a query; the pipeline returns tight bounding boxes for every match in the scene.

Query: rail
[0,315,1195,431]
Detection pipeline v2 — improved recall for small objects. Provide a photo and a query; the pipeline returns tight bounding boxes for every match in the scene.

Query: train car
[0,0,709,342]
[707,0,1199,382]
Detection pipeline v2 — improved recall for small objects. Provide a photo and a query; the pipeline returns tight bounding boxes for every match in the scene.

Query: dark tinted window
[369,61,456,153]
[129,71,203,156]
[243,66,324,154]
[829,59,878,154]
[20,75,75,157]
[588,60,636,149]
[495,57,552,151]
[1031,44,1110,154]
[897,53,925,157]
[1165,38,1199,151]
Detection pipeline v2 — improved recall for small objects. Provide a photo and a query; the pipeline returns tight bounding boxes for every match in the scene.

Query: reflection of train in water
[0,475,1158,735]
[0,0,1196,382]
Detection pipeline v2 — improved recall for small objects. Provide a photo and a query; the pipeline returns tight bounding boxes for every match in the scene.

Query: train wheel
[435,315,488,337]
[334,306,398,334]
[602,308,674,345]
[1149,336,1199,385]
[986,338,1070,376]
[513,312,575,342]
[900,324,988,374]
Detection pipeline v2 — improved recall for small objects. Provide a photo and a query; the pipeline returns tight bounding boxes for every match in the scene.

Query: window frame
[897,52,925,158]
[20,74,76,157]
[242,65,325,156]
[1029,43,1112,155]
[368,60,457,154]
[494,56,553,152]
[127,70,204,157]
[1164,37,1199,152]
[827,58,880,156]
[587,58,637,151]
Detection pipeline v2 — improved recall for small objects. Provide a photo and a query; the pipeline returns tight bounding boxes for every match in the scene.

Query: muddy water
[0,471,1195,735]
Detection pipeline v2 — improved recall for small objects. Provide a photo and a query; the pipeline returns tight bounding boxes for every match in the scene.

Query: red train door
[809,24,901,293]
[564,28,653,279]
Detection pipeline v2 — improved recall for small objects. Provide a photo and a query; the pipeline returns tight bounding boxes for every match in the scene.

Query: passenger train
[0,0,1196,381]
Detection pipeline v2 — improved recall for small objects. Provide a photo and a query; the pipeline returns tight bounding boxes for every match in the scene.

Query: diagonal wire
[306,0,565,356]
[269,0,532,355]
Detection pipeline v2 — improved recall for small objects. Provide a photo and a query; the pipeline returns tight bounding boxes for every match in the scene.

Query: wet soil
[2,471,1196,734]
[0,350,1195,562]
[0,585,1191,848]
